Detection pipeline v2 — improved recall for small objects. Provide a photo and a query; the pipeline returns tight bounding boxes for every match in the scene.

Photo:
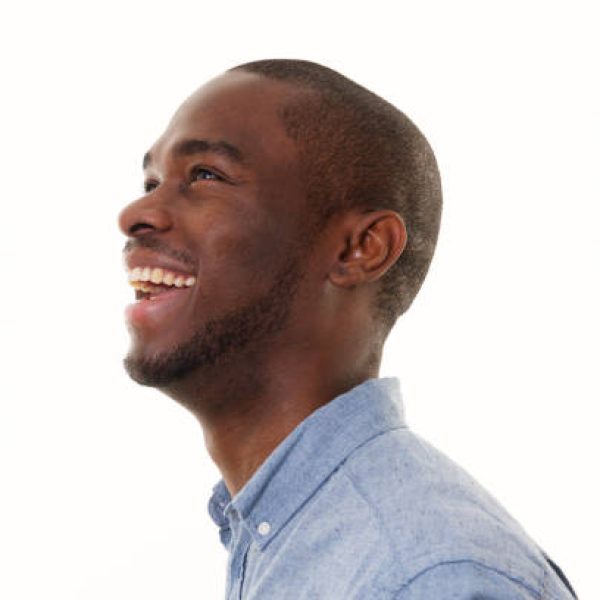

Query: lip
[123,248,197,332]
[125,285,193,330]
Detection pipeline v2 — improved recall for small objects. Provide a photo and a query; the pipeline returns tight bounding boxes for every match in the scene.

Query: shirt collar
[207,377,406,550]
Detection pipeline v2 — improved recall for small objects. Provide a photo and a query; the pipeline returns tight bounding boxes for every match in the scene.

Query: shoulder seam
[339,460,398,560]
[336,425,410,556]
[395,559,547,599]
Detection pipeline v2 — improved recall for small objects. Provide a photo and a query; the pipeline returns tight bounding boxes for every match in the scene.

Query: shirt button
[257,521,271,536]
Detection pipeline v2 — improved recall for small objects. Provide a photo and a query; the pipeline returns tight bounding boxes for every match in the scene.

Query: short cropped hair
[230,59,442,332]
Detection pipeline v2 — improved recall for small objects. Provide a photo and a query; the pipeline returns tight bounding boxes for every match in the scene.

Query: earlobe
[328,210,407,289]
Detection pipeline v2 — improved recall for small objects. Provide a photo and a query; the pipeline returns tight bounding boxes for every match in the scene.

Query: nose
[118,192,174,237]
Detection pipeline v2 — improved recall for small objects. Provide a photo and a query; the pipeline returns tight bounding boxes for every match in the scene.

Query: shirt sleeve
[395,561,540,599]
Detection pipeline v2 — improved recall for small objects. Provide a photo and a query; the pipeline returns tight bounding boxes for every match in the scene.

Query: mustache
[122,237,196,270]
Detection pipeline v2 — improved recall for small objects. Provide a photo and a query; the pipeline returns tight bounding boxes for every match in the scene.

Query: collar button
[257,521,271,536]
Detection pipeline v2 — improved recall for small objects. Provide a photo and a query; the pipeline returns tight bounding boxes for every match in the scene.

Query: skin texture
[118,70,407,496]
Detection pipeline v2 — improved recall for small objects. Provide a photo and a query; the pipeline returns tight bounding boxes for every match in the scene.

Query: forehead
[147,71,301,170]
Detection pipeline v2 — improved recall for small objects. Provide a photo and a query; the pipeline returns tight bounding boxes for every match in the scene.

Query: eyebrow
[142,138,246,170]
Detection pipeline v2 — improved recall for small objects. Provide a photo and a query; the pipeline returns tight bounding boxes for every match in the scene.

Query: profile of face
[118,71,313,390]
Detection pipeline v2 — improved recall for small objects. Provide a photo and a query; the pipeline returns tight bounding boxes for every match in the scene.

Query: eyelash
[143,166,223,193]
[190,165,222,183]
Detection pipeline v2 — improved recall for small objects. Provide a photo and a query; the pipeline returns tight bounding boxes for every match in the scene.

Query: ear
[329,210,407,288]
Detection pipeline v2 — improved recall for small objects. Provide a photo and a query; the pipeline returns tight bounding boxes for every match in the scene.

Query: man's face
[118,71,311,388]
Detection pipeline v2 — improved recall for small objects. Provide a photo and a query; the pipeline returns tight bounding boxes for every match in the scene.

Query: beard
[122,250,305,388]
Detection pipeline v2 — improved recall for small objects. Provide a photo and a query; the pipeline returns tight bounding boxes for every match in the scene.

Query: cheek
[192,211,294,304]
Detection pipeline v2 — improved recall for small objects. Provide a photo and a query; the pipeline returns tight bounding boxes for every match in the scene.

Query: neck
[160,344,380,497]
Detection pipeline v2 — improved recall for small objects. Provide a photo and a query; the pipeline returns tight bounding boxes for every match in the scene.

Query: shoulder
[335,427,554,595]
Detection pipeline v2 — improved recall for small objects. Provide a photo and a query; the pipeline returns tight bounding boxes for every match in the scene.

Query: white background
[1,1,597,598]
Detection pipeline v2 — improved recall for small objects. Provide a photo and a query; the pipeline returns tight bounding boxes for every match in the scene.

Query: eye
[143,179,159,193]
[190,166,222,182]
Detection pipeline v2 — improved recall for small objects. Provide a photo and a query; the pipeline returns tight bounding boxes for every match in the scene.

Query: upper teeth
[128,266,196,288]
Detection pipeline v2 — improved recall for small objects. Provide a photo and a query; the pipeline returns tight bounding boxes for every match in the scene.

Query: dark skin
[118,70,407,496]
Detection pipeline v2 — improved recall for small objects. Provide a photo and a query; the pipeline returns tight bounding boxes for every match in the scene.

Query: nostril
[129,222,156,235]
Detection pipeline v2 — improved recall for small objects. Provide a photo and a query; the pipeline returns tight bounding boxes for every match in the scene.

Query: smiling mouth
[128,266,196,300]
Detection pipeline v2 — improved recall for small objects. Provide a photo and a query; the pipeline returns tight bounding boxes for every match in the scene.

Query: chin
[122,347,192,387]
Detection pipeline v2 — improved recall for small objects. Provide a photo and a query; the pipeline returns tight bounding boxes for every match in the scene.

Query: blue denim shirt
[208,377,576,599]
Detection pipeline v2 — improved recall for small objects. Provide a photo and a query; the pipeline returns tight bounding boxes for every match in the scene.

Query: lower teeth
[140,286,178,300]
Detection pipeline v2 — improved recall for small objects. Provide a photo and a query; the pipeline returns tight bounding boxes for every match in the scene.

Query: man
[118,59,577,599]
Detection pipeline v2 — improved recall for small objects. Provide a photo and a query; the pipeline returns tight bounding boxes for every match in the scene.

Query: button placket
[237,544,250,600]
